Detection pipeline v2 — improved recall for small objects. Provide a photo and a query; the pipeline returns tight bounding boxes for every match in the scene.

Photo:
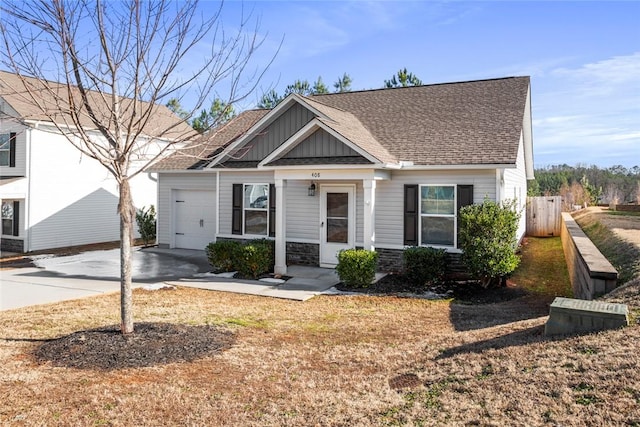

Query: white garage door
[173,190,216,250]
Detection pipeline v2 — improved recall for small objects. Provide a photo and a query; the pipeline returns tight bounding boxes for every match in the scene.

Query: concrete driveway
[0,247,210,311]
[1,247,341,310]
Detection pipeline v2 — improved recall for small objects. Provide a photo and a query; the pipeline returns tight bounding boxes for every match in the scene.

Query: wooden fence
[526,196,562,237]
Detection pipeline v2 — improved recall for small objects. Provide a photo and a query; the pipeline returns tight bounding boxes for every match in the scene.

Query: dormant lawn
[2,238,639,426]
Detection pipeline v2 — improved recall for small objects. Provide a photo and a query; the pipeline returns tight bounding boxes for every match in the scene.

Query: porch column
[274,178,287,275]
[363,179,376,251]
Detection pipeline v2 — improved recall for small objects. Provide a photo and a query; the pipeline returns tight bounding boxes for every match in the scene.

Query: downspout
[147,172,158,245]
[495,169,503,203]
[215,170,220,241]
[25,124,36,252]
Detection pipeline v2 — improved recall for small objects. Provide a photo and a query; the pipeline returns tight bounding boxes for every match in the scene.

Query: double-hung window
[420,185,455,247]
[243,184,269,235]
[0,134,11,166]
[2,201,15,236]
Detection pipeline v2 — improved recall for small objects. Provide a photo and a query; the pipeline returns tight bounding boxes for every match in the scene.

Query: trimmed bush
[205,240,241,272]
[237,239,274,279]
[458,199,521,288]
[135,205,156,247]
[403,246,447,288]
[336,248,378,288]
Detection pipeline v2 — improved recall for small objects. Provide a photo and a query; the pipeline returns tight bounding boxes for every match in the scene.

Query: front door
[320,185,355,267]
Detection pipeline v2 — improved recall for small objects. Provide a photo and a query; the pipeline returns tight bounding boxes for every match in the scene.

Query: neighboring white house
[0,71,192,253]
[150,77,534,274]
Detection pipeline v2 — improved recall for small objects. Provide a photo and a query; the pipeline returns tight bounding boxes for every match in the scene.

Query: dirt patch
[34,322,235,370]
[597,213,640,248]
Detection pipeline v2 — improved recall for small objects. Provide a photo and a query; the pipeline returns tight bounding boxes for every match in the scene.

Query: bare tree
[1,0,274,334]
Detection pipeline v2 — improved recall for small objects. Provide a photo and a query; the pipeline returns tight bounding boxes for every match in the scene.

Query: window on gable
[0,134,10,167]
[420,185,455,247]
[2,201,14,236]
[244,184,269,235]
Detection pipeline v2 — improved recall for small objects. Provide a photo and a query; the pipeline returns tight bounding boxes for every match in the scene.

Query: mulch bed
[336,273,529,304]
[34,322,236,370]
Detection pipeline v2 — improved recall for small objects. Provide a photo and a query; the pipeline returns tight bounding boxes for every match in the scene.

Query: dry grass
[511,237,572,297]
[2,282,640,426]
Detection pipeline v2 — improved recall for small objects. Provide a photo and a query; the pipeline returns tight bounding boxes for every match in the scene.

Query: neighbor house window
[0,134,10,166]
[420,185,455,247]
[2,201,14,235]
[244,184,269,235]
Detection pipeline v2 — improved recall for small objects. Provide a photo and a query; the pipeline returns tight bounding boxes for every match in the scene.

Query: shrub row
[336,246,448,289]
[205,239,274,279]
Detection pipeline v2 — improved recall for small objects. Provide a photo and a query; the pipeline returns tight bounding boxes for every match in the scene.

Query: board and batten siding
[502,135,528,241]
[284,129,360,159]
[238,103,315,162]
[374,169,497,249]
[157,173,217,247]
[218,170,274,236]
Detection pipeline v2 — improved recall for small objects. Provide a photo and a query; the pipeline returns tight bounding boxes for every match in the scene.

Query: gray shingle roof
[310,76,530,166]
[151,76,530,170]
[0,70,196,141]
[151,109,268,170]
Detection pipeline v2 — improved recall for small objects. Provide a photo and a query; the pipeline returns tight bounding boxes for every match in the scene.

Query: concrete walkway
[1,247,340,310]
[167,265,341,302]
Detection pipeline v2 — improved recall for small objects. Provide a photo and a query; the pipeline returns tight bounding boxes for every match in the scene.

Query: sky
[212,0,640,169]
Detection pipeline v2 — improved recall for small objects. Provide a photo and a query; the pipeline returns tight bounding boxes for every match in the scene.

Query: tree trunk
[119,178,135,334]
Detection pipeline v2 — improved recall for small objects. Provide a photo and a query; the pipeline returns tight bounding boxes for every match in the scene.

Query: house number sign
[311,172,320,178]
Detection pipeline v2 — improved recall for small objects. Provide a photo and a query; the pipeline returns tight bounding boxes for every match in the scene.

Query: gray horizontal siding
[218,170,274,235]
[375,169,497,248]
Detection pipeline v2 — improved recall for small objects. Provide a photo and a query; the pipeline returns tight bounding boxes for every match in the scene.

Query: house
[0,71,193,253]
[150,77,534,274]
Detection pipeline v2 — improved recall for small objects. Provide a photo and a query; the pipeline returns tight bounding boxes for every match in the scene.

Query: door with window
[320,185,355,266]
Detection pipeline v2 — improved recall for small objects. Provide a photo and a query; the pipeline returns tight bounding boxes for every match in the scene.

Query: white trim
[274,179,286,275]
[215,171,220,237]
[242,183,270,237]
[400,163,516,170]
[363,179,376,251]
[418,184,457,249]
[319,184,356,267]
[274,168,391,181]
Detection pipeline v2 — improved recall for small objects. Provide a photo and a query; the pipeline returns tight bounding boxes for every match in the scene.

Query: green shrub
[403,246,447,288]
[135,205,156,247]
[458,199,521,288]
[336,248,379,288]
[237,239,274,279]
[206,240,242,272]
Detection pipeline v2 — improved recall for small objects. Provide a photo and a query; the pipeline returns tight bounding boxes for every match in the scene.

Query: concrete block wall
[561,213,618,300]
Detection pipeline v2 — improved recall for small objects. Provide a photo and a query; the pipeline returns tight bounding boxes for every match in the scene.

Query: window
[420,185,455,247]
[2,201,14,236]
[0,134,10,167]
[243,184,269,235]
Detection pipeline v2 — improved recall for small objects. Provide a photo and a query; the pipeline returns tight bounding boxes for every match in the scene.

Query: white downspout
[215,171,220,241]
[25,126,35,252]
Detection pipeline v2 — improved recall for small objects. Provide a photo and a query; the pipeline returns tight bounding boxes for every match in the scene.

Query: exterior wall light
[308,182,316,197]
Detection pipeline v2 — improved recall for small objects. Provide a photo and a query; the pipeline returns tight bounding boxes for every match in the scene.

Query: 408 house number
[311,172,320,178]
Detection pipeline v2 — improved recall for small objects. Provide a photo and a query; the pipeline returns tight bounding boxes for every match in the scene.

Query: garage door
[173,190,216,250]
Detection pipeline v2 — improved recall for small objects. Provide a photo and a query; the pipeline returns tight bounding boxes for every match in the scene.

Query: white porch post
[274,178,287,275]
[363,179,376,251]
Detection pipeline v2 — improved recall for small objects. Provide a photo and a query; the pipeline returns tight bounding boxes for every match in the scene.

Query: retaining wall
[561,212,618,300]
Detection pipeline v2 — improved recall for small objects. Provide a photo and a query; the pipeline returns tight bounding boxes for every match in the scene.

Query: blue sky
[214,1,639,169]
